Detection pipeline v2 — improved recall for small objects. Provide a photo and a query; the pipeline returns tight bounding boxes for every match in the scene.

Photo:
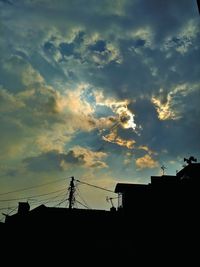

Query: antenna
[184,156,197,165]
[106,196,114,207]
[106,196,117,211]
[161,165,167,175]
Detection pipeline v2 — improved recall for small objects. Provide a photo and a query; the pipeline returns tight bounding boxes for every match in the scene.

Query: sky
[0,0,200,219]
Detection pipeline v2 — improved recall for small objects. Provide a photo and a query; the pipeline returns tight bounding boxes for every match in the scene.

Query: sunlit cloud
[138,145,157,156]
[62,146,108,169]
[151,95,176,120]
[36,129,72,153]
[123,158,131,165]
[151,83,199,120]
[135,154,159,170]
[54,83,94,115]
[0,87,25,112]
[103,129,135,149]
[128,26,155,53]
[2,55,44,88]
[162,19,200,55]
[23,146,108,174]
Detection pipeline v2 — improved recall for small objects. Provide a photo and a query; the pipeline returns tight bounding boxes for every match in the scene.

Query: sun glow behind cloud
[94,90,137,131]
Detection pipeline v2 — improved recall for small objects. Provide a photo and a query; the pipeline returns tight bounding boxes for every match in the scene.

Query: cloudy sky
[0,0,199,217]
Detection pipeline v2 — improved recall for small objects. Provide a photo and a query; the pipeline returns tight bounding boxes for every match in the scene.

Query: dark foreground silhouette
[1,160,199,263]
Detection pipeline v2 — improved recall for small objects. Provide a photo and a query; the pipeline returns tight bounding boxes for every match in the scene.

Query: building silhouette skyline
[1,156,199,263]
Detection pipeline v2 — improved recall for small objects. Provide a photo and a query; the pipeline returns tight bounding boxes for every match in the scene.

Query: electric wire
[76,200,90,209]
[0,188,66,202]
[76,179,115,193]
[76,187,91,209]
[0,177,71,196]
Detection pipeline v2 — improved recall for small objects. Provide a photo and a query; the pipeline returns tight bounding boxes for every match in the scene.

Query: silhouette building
[3,159,200,224]
[1,158,200,259]
[115,160,200,213]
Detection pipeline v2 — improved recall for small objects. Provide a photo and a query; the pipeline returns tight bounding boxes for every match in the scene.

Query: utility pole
[68,176,75,209]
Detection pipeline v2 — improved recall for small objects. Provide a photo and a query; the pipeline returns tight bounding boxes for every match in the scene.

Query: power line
[0,188,66,202]
[0,193,67,221]
[76,179,115,193]
[0,206,17,211]
[7,206,18,216]
[76,187,91,209]
[0,176,115,216]
[76,200,90,209]
[42,192,67,206]
[28,192,67,208]
[0,177,70,196]
[54,198,67,207]
[29,192,66,204]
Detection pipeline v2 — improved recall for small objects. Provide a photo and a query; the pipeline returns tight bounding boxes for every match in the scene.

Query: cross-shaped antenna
[184,156,197,165]
[161,165,167,175]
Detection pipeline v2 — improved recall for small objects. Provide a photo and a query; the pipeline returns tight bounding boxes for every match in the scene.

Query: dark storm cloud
[0,0,13,6]
[23,151,63,172]
[125,0,196,40]
[1,0,197,98]
[23,150,84,172]
[23,147,108,173]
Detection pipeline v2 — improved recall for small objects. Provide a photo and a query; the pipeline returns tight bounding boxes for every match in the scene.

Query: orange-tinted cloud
[103,130,135,149]
[136,154,159,169]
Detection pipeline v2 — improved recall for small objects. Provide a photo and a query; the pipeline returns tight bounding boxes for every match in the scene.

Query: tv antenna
[184,156,197,165]
[161,165,167,175]
[106,196,116,211]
